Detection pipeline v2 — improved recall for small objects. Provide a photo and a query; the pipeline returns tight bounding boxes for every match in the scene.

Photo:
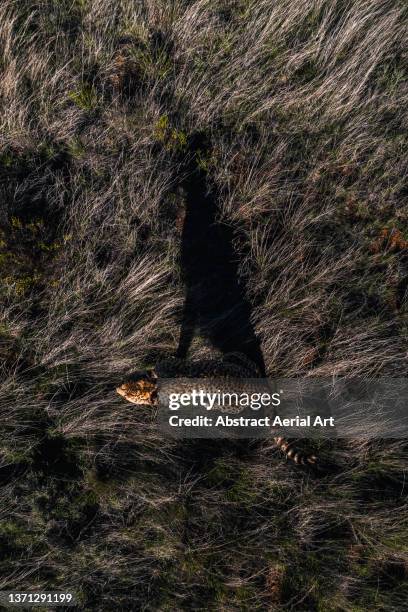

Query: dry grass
[0,0,407,609]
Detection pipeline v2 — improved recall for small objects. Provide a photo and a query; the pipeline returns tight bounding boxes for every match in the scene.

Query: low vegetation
[0,1,407,609]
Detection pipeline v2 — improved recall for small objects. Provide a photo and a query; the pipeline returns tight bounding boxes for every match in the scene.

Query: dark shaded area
[0,462,29,486]
[33,434,82,480]
[0,143,71,220]
[176,134,266,375]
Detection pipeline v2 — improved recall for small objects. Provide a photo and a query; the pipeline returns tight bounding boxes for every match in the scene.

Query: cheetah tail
[274,437,317,466]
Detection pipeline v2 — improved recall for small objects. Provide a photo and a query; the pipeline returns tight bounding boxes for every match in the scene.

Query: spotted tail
[274,437,317,465]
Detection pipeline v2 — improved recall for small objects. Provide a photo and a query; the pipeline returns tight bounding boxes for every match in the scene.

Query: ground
[0,1,407,610]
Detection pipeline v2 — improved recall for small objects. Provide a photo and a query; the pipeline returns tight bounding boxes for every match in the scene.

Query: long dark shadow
[176,134,265,376]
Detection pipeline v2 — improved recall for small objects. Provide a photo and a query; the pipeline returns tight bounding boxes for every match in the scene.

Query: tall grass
[0,1,407,609]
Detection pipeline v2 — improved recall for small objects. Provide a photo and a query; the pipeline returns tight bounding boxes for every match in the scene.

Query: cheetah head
[116,370,158,405]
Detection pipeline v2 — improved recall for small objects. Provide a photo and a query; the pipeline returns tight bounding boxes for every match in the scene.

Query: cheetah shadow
[176,133,265,376]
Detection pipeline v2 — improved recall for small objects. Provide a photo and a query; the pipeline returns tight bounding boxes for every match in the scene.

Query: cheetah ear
[147,368,158,380]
